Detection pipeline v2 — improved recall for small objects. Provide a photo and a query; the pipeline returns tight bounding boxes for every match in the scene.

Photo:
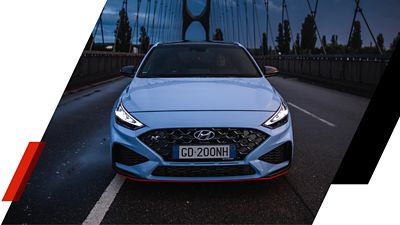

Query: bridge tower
[281,0,296,54]
[347,0,382,54]
[181,0,211,41]
[90,8,105,51]
[305,0,326,55]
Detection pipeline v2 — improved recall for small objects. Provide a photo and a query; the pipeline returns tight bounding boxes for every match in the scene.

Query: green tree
[349,21,362,51]
[213,28,224,41]
[301,14,317,53]
[390,32,400,51]
[276,20,291,54]
[276,22,284,53]
[114,8,132,52]
[139,26,150,53]
[294,33,301,53]
[330,35,338,46]
[326,34,347,54]
[321,35,327,50]
[376,33,384,51]
[283,20,291,54]
[261,33,268,55]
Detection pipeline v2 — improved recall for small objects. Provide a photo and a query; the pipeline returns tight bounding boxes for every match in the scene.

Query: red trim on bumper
[118,169,288,183]
[2,142,46,201]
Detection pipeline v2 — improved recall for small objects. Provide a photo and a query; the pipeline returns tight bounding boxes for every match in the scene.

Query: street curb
[62,76,124,97]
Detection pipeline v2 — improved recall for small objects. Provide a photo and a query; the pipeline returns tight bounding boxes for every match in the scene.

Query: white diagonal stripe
[83,174,126,225]
[288,102,336,128]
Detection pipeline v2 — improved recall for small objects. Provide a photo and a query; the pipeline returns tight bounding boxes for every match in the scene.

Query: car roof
[156,41,242,47]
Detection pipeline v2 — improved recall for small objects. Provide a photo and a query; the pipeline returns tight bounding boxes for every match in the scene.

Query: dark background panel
[333,43,400,184]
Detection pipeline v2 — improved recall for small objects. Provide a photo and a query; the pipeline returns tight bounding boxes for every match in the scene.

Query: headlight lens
[115,102,144,129]
[263,101,289,129]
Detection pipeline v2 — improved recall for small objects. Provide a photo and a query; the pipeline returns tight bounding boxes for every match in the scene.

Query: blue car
[110,41,293,182]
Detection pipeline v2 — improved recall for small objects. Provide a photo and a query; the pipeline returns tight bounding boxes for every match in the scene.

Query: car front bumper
[110,109,294,182]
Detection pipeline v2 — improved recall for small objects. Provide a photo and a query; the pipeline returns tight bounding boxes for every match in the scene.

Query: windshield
[137,44,262,78]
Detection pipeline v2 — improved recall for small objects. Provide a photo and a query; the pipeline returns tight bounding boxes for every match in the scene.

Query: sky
[94,0,400,49]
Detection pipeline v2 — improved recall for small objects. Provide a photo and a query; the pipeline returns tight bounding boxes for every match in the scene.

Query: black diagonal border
[333,43,400,184]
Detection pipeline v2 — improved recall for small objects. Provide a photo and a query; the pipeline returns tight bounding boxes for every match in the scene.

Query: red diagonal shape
[2,142,46,201]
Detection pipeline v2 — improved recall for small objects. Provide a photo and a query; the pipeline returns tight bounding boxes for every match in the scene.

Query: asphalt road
[3,76,369,224]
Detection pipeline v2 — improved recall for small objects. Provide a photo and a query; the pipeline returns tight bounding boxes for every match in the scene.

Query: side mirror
[120,65,136,78]
[263,66,279,77]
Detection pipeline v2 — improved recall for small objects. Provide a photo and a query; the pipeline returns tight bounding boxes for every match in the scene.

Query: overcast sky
[94,0,400,49]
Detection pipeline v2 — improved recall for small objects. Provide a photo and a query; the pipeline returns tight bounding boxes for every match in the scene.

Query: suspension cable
[264,0,276,52]
[230,0,235,41]
[211,0,216,35]
[283,1,297,54]
[167,0,175,41]
[175,0,183,40]
[236,0,241,43]
[268,17,276,51]
[244,0,249,47]
[156,0,163,42]
[134,0,142,45]
[263,0,268,44]
[220,0,226,39]
[305,0,326,54]
[171,0,179,41]
[356,0,383,54]
[254,0,262,48]
[143,0,149,31]
[160,0,169,41]
[150,0,158,43]
[252,0,257,48]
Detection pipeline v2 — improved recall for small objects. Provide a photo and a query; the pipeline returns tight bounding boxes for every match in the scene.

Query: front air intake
[112,143,149,166]
[259,142,292,164]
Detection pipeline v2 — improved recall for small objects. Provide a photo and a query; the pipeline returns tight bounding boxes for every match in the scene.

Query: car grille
[139,128,268,161]
[112,144,149,166]
[152,165,255,177]
[259,142,292,164]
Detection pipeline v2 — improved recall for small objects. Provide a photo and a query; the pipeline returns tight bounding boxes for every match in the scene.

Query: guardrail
[67,51,144,89]
[254,55,389,96]
[68,51,389,96]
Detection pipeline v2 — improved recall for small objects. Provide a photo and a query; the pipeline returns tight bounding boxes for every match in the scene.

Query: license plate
[173,145,236,160]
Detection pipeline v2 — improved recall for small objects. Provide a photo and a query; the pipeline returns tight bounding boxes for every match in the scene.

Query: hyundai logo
[194,130,215,141]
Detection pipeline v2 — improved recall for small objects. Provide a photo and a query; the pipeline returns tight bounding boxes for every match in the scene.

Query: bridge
[3,0,394,224]
[72,0,391,96]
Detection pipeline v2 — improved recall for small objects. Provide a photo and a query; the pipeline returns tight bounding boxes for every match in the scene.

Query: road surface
[3,76,369,224]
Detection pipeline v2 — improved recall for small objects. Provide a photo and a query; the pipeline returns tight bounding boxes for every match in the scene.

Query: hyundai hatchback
[110,41,293,182]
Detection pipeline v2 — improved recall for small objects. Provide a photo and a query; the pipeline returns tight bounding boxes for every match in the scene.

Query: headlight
[263,101,289,129]
[115,101,144,129]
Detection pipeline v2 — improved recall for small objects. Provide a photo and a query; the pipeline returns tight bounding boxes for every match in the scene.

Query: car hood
[121,77,281,112]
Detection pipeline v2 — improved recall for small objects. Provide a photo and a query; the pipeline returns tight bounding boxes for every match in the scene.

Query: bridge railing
[68,51,389,96]
[68,51,144,89]
[254,55,389,96]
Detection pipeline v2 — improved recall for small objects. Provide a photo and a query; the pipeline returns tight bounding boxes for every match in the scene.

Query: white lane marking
[288,102,336,127]
[83,174,126,225]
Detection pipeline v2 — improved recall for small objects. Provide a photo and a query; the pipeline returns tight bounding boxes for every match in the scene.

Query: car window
[137,45,262,78]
